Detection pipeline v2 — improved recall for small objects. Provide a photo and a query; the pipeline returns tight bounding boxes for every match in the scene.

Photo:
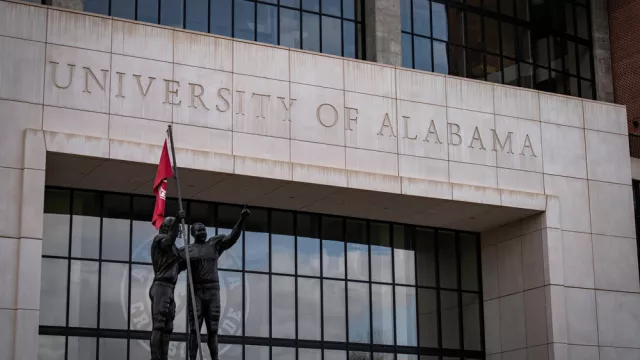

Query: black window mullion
[319,214,325,358]
[390,223,397,352]
[343,217,349,347]
[126,195,133,360]
[64,190,73,360]
[96,193,105,360]
[434,229,442,350]
[367,219,374,348]
[476,234,486,354]
[268,210,272,358]
[456,233,464,352]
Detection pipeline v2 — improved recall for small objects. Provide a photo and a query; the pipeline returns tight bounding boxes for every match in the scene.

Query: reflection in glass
[370,222,392,283]
[281,8,301,49]
[130,264,154,332]
[211,0,233,36]
[502,22,516,58]
[299,348,322,360]
[414,36,432,72]
[298,214,320,276]
[273,275,296,338]
[441,291,460,349]
[373,353,393,360]
[418,288,438,347]
[68,261,99,327]
[186,0,208,32]
[245,209,268,272]
[394,225,416,285]
[85,0,108,15]
[219,344,243,360]
[396,286,417,346]
[346,219,368,281]
[71,215,100,259]
[348,282,370,343]
[245,345,269,360]
[343,0,356,20]
[302,0,319,12]
[323,217,345,278]
[218,271,243,336]
[416,228,436,287]
[303,13,321,52]
[322,16,342,56]
[460,233,479,291]
[131,220,157,263]
[68,337,97,360]
[43,213,70,257]
[413,0,430,37]
[372,284,394,345]
[432,2,447,41]
[433,40,448,74]
[246,273,269,337]
[397,355,419,360]
[485,18,499,54]
[274,347,296,360]
[463,293,482,351]
[102,219,129,262]
[578,44,592,80]
[344,21,356,58]
[298,278,321,340]
[401,0,411,31]
[282,0,300,7]
[466,12,482,50]
[438,231,458,289]
[487,54,502,84]
[161,0,184,27]
[323,0,341,16]
[350,352,371,360]
[257,3,278,45]
[235,0,255,41]
[40,258,68,326]
[449,44,465,77]
[100,262,129,329]
[323,280,346,341]
[272,233,295,274]
[38,335,65,360]
[99,338,127,360]
[138,0,159,23]
[324,350,346,360]
[402,33,413,68]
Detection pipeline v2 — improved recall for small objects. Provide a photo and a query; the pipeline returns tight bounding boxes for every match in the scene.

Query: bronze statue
[184,206,251,360]
[149,211,186,360]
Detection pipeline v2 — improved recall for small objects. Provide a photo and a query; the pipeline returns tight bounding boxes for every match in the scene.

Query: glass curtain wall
[38,187,484,360]
[401,0,595,99]
[80,0,364,59]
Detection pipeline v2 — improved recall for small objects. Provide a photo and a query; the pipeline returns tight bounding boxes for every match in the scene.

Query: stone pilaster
[364,0,402,66]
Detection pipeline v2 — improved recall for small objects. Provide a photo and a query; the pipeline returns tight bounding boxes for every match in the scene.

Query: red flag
[152,139,174,229]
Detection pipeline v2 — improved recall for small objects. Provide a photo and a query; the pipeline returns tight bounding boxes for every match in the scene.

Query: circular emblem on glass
[121,226,247,359]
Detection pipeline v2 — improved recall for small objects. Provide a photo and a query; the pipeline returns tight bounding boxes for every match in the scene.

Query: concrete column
[47,0,83,11]
[590,0,615,102]
[364,0,402,66]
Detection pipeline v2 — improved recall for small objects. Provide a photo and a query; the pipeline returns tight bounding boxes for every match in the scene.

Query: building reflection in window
[38,188,483,359]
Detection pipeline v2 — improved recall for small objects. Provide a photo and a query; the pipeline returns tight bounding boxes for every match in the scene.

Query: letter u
[50,61,75,89]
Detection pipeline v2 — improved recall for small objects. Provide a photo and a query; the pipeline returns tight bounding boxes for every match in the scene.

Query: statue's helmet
[159,216,175,234]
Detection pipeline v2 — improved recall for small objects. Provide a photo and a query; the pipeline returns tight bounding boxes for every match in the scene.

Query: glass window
[40,258,68,326]
[431,3,448,41]
[273,275,296,338]
[348,282,370,343]
[71,191,101,259]
[298,278,321,340]
[281,9,302,49]
[272,211,295,274]
[448,44,466,77]
[323,216,345,278]
[520,62,534,88]
[234,0,255,41]
[343,0,356,20]
[402,33,414,68]
[372,284,394,345]
[245,273,269,337]
[302,13,321,52]
[394,225,416,285]
[395,286,417,346]
[485,17,499,54]
[418,288,438,347]
[401,0,412,32]
[99,338,127,360]
[43,189,70,257]
[439,231,458,289]
[39,188,484,360]
[245,209,268,272]
[219,271,243,336]
[323,0,341,16]
[467,49,484,80]
[257,3,278,45]
[441,291,460,349]
[138,0,160,23]
[68,337,97,360]
[466,13,482,50]
[84,0,109,15]
[503,57,518,86]
[211,0,233,36]
[323,279,346,341]
[322,16,343,56]
[413,0,431,37]
[370,222,392,283]
[343,21,357,58]
[186,0,208,32]
[414,36,432,72]
[100,262,129,329]
[500,0,514,16]
[346,219,369,281]
[302,0,320,12]
[161,0,184,27]
[575,5,589,39]
[487,54,502,83]
[502,22,516,58]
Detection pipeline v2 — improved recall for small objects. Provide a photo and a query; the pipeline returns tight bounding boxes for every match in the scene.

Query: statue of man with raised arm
[184,206,251,360]
[149,211,186,360]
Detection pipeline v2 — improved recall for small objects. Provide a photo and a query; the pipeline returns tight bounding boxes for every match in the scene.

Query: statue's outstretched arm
[217,206,251,252]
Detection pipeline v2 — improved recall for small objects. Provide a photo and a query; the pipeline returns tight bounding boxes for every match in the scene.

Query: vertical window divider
[412,226,420,352]
[455,232,464,352]
[319,215,325,358]
[268,209,273,357]
[126,195,133,360]
[390,223,397,351]
[340,0,344,56]
[96,193,105,360]
[64,190,73,360]
[476,234,486,354]
[293,213,299,345]
[241,206,246,360]
[343,218,349,348]
[367,220,374,348]
[434,229,442,350]
[319,0,324,54]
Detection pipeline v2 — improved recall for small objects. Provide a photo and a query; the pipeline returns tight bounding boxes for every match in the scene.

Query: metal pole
[166,124,204,360]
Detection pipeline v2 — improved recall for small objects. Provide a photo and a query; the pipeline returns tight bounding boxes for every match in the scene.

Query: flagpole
[166,124,204,360]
